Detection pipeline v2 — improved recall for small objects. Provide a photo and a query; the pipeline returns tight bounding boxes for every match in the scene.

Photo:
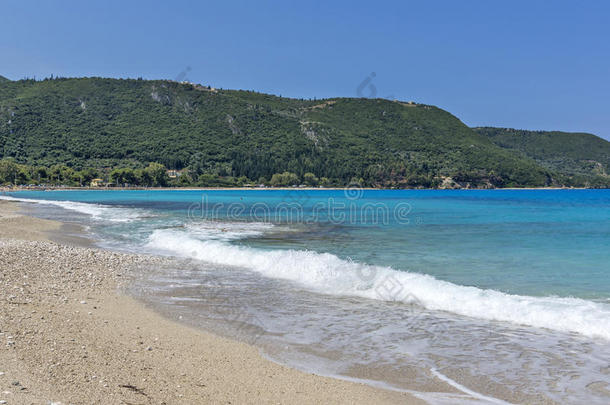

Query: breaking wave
[146,228,610,340]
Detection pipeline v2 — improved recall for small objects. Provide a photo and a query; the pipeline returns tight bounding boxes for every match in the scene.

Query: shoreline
[1,185,601,192]
[0,200,424,404]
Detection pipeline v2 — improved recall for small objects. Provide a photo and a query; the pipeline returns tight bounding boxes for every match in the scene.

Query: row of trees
[109,163,168,187]
[0,158,348,188]
[4,158,607,189]
[268,171,328,186]
[0,159,171,187]
[0,159,99,186]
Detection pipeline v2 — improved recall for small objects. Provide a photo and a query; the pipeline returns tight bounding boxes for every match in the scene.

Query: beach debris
[119,384,147,396]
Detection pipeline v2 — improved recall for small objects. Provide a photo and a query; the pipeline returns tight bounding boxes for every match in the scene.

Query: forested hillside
[474,127,610,181]
[0,76,608,188]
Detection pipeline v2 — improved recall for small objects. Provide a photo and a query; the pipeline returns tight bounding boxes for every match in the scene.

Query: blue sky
[2,0,609,139]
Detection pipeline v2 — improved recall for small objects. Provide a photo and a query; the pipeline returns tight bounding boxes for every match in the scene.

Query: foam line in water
[429,369,513,405]
[146,228,610,340]
[304,370,506,405]
[0,195,146,222]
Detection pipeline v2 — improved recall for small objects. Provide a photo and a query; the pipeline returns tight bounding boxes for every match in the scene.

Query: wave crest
[146,228,610,340]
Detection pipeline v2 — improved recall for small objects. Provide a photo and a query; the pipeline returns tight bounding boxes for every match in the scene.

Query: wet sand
[0,200,423,404]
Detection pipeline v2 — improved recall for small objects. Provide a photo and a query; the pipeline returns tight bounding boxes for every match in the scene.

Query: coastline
[1,185,599,192]
[0,200,423,404]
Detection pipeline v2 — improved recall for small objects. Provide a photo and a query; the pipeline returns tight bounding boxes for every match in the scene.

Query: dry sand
[0,200,424,404]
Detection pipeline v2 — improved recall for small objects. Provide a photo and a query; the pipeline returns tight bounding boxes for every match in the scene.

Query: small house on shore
[90,178,105,187]
[166,170,181,178]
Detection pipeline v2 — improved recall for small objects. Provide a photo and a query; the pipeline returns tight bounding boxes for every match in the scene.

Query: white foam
[146,228,610,340]
[429,368,513,404]
[0,195,146,222]
[185,220,275,241]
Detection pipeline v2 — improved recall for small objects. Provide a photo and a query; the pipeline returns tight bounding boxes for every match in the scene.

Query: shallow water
[3,189,610,404]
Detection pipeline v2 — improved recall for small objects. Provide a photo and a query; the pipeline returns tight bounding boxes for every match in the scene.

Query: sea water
[2,189,609,404]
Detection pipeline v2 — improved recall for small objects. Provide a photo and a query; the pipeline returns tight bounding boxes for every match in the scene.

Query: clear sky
[2,0,609,139]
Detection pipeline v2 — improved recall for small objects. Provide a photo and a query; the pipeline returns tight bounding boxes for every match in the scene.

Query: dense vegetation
[475,127,610,184]
[0,76,608,188]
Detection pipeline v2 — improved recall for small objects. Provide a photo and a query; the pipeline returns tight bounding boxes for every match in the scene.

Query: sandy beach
[0,200,423,404]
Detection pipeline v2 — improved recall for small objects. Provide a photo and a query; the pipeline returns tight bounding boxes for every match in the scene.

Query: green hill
[0,75,10,83]
[0,76,607,188]
[474,127,610,184]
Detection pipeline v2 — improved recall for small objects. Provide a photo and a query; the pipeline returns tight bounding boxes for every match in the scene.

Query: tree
[33,166,48,183]
[188,152,207,177]
[197,173,219,187]
[110,169,125,186]
[135,168,152,186]
[16,167,31,184]
[270,171,300,186]
[48,165,74,184]
[79,168,99,185]
[319,177,331,187]
[257,176,268,185]
[0,159,19,184]
[303,172,319,186]
[122,168,136,185]
[171,173,193,187]
[144,162,168,187]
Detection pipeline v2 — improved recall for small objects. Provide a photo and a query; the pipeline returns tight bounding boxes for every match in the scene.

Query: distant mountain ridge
[0,76,608,188]
[474,127,610,179]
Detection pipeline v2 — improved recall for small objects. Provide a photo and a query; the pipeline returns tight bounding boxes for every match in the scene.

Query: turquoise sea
[3,189,610,404]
